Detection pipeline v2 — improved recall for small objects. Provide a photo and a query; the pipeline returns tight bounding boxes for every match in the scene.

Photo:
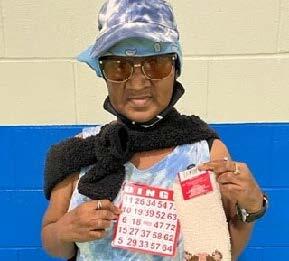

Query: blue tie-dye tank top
[68,126,212,261]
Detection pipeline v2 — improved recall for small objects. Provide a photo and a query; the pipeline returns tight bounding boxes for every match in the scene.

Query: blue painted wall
[1,124,288,261]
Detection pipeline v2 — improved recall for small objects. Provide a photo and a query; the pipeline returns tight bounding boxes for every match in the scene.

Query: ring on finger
[233,163,241,175]
[96,200,102,210]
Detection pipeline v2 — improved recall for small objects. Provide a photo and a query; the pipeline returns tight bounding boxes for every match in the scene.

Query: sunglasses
[99,54,176,83]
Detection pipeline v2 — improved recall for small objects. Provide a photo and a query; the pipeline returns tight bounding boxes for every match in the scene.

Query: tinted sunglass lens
[143,56,173,80]
[102,60,131,82]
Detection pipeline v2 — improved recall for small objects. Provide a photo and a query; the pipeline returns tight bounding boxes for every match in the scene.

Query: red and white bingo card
[178,167,213,200]
[112,182,179,256]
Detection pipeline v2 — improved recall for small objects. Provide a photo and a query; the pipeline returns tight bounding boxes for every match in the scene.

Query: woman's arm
[42,172,121,258]
[42,173,79,258]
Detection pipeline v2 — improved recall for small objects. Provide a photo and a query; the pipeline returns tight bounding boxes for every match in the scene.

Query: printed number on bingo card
[112,182,179,256]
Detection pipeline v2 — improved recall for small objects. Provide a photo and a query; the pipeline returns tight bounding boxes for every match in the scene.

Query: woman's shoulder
[210,139,229,161]
[43,172,80,227]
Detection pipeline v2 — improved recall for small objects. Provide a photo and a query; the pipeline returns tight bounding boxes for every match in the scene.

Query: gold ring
[233,163,241,175]
[96,200,102,210]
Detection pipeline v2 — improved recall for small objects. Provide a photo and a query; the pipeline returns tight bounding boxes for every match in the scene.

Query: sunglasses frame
[99,53,177,83]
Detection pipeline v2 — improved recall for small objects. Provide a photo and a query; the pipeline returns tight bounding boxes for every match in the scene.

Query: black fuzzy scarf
[44,108,219,200]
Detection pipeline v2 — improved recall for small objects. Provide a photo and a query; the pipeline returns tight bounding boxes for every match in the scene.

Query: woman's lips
[128,96,152,107]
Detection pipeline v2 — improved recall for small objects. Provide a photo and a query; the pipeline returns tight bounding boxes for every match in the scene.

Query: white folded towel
[173,169,231,260]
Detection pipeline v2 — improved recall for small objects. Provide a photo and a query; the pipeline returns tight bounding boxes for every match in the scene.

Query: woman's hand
[198,159,263,213]
[56,200,121,243]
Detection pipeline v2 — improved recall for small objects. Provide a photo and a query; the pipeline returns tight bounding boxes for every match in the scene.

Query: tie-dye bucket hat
[77,0,182,77]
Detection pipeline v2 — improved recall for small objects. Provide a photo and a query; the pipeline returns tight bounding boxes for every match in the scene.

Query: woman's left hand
[198,159,263,213]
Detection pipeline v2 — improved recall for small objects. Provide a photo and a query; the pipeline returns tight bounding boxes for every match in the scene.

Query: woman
[41,0,267,260]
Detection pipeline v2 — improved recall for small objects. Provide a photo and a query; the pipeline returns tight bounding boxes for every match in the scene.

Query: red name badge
[178,167,213,200]
[112,182,179,257]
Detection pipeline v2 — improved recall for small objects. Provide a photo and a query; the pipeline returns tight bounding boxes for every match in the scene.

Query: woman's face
[105,56,175,123]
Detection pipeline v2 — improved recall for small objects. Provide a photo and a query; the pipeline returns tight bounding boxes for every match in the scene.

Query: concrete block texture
[0,0,289,125]
[207,58,289,123]
[2,0,105,57]
[75,62,115,125]
[279,0,289,52]
[1,0,282,57]
[170,0,280,55]
[0,61,76,125]
[175,60,208,119]
[0,2,5,57]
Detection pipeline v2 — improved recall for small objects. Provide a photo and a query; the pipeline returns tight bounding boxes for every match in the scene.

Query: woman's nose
[126,65,148,89]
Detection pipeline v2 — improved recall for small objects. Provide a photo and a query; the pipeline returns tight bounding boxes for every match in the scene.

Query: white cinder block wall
[0,0,288,125]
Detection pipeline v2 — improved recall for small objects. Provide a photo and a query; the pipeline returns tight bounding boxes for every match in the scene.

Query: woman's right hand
[56,200,121,243]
